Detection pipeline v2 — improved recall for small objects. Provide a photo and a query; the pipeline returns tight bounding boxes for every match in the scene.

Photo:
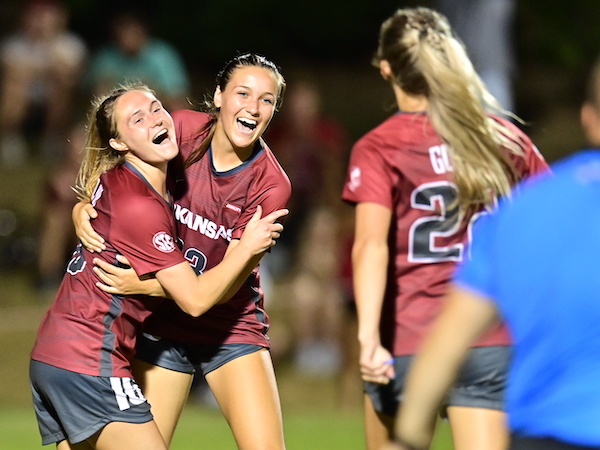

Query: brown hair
[185,53,286,168]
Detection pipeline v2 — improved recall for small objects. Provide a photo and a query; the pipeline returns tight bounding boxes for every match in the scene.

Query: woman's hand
[73,201,105,253]
[359,341,395,385]
[93,254,154,296]
[237,205,288,255]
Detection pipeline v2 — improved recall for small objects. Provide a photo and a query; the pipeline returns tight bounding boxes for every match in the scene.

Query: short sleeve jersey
[455,150,600,446]
[142,110,292,346]
[342,112,549,356]
[31,163,185,377]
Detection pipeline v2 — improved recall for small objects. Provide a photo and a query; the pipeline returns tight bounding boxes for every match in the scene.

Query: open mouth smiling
[237,118,257,131]
[152,129,169,144]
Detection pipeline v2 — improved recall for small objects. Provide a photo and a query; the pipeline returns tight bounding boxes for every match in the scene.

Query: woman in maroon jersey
[31,82,285,449]
[341,7,550,450]
[74,54,291,449]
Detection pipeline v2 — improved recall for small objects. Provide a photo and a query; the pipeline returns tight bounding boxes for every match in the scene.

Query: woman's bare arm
[353,202,395,384]
[154,207,286,316]
[393,286,499,448]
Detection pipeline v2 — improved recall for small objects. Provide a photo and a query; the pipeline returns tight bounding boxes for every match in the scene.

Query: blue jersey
[455,150,600,446]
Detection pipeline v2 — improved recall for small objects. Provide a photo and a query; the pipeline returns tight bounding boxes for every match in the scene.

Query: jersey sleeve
[498,116,551,182]
[110,195,185,277]
[230,163,292,241]
[522,142,550,179]
[342,135,394,209]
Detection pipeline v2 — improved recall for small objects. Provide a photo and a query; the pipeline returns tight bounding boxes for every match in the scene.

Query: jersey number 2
[408,181,490,263]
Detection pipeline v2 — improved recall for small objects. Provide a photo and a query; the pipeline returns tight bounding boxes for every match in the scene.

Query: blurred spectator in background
[36,124,84,298]
[435,0,516,112]
[266,79,349,269]
[336,206,363,410]
[86,10,190,112]
[580,56,600,148]
[0,0,87,168]
[266,79,351,377]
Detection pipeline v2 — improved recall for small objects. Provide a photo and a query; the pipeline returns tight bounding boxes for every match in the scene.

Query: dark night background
[1,3,600,444]
[0,0,598,159]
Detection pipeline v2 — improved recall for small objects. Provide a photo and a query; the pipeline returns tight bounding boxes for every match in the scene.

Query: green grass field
[0,404,453,449]
[0,163,453,449]
[0,294,453,449]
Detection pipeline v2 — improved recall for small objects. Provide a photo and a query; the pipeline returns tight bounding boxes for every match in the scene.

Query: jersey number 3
[184,247,208,275]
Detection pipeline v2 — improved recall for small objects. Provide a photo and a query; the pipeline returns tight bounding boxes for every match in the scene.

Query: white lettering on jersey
[429,144,453,174]
[66,245,86,275]
[153,232,176,252]
[226,203,242,213]
[174,204,233,241]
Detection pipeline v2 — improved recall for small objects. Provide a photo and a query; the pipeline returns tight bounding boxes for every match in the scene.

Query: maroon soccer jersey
[142,110,292,346]
[342,112,549,356]
[31,163,186,377]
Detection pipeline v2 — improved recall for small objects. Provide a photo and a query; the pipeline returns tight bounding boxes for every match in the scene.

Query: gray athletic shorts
[364,345,511,417]
[30,360,153,445]
[136,332,265,376]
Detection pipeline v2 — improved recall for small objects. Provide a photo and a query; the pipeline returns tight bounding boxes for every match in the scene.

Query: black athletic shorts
[364,345,511,417]
[30,360,152,445]
[136,332,265,376]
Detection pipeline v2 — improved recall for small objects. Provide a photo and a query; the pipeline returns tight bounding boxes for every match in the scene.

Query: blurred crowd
[0,0,523,409]
[0,1,191,284]
[0,0,361,405]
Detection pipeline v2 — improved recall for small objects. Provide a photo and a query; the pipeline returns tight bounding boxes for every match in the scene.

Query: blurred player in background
[86,10,190,112]
[0,0,87,167]
[342,7,549,450]
[266,79,350,378]
[435,0,516,112]
[36,124,85,297]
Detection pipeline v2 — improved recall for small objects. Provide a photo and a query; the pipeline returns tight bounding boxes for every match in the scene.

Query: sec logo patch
[348,166,361,192]
[153,232,176,253]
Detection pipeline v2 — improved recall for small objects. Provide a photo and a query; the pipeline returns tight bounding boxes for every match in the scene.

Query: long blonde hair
[74,82,155,201]
[374,7,524,208]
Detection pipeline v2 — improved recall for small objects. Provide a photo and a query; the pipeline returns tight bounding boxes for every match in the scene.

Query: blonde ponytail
[375,7,525,208]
